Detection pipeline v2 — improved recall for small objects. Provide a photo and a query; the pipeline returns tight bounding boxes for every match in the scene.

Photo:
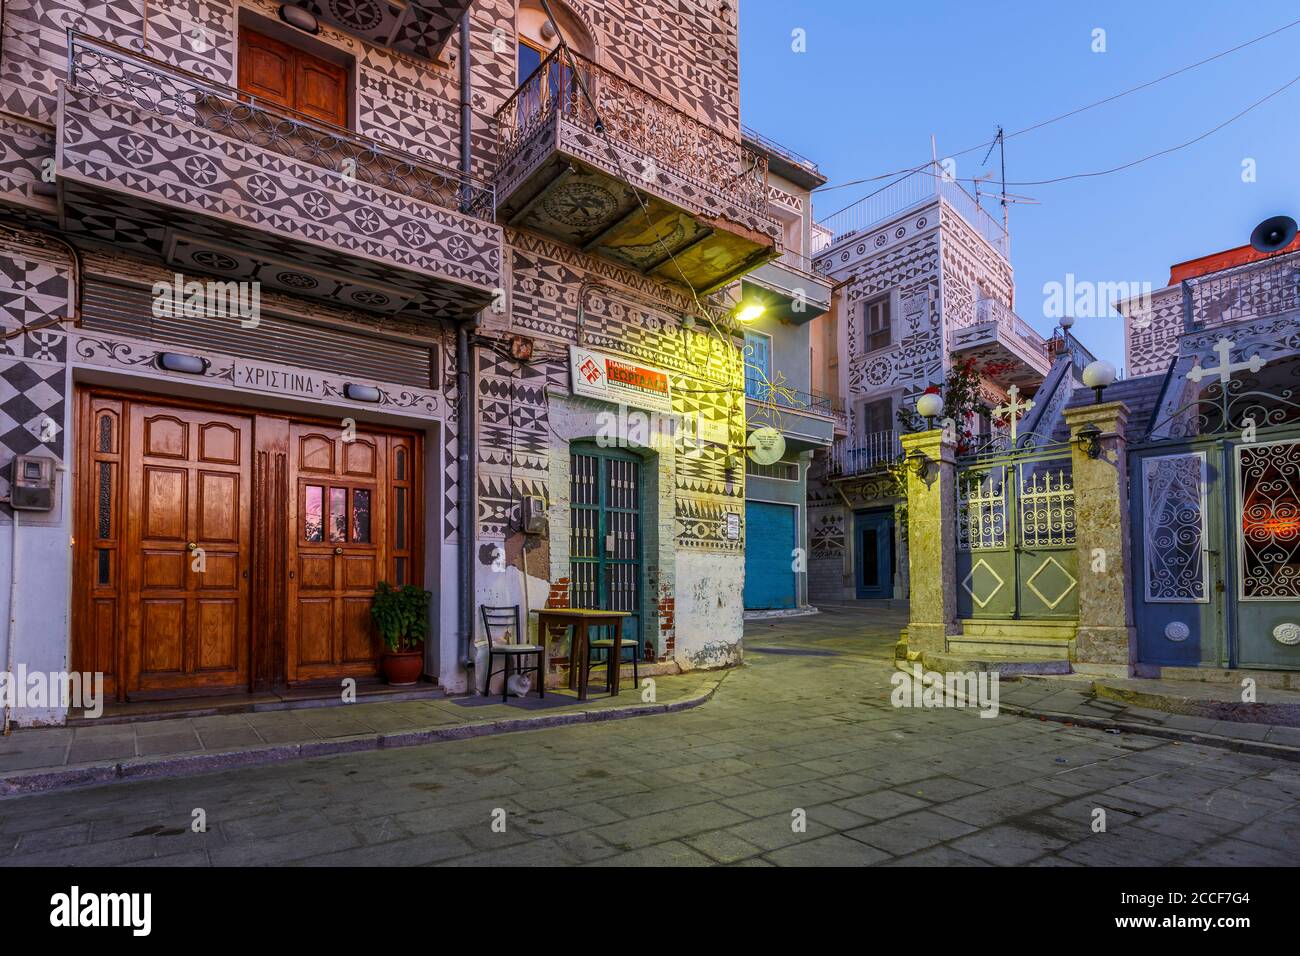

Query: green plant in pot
[370,581,431,685]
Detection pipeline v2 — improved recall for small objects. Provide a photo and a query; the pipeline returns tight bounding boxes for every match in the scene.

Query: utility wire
[814,15,1300,195]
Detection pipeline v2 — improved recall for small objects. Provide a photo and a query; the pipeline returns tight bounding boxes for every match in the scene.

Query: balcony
[494,47,781,294]
[1185,248,1300,330]
[745,378,842,449]
[827,431,902,478]
[949,297,1051,388]
[57,33,502,321]
[742,248,833,323]
[816,166,1010,262]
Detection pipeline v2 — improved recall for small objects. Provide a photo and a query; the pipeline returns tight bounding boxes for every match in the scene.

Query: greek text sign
[570,346,673,413]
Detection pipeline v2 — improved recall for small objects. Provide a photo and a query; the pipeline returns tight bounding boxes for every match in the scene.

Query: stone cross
[992,385,1035,443]
[1186,337,1264,385]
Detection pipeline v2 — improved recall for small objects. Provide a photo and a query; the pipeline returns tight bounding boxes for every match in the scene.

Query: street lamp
[1082,360,1116,404]
[736,302,765,323]
[916,390,944,428]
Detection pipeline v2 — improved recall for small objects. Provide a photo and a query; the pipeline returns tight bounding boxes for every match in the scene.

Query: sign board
[747,427,786,465]
[725,512,740,540]
[570,346,673,413]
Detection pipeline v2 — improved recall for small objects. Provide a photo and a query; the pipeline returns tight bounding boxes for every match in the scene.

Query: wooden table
[534,608,631,701]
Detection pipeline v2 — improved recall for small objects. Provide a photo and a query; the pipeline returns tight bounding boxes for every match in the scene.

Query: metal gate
[1132,431,1300,669]
[570,446,642,647]
[956,447,1078,620]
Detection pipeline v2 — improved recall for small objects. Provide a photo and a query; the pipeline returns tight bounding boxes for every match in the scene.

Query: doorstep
[0,669,727,797]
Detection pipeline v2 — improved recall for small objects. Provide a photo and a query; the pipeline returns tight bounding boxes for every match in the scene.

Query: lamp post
[1082,360,1117,404]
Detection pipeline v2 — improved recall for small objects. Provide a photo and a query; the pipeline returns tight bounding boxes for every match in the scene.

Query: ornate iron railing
[66,32,495,221]
[828,430,902,476]
[974,297,1048,352]
[1185,249,1300,330]
[496,45,769,215]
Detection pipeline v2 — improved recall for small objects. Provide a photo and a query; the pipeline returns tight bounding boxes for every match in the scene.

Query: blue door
[744,501,796,609]
[855,509,894,599]
[570,446,642,648]
[743,331,770,399]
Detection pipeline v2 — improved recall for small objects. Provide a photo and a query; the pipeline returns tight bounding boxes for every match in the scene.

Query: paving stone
[949,824,1071,865]
[834,788,931,821]
[765,833,891,866]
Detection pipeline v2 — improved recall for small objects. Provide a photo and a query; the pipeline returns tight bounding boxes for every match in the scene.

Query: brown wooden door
[287,425,387,682]
[125,403,253,695]
[238,28,348,128]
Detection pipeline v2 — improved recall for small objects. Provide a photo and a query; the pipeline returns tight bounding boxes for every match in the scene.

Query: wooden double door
[75,391,422,700]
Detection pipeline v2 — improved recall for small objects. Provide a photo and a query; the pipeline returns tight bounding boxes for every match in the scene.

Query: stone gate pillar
[900,428,959,654]
[1064,401,1137,676]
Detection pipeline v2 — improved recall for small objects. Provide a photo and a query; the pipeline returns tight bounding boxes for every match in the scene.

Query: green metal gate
[956,447,1078,620]
[570,445,643,649]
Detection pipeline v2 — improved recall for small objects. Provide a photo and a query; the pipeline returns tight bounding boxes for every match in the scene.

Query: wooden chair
[589,634,640,694]
[480,605,546,703]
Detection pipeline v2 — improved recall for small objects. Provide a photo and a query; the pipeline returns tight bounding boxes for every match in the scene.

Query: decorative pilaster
[900,428,959,654]
[1064,401,1137,675]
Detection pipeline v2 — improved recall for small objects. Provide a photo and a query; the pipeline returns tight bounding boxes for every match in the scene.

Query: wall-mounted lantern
[1075,422,1102,460]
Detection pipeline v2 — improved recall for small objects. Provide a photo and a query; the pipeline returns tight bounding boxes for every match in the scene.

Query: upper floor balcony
[494,46,782,294]
[742,247,833,323]
[1184,247,1300,330]
[827,430,902,478]
[56,32,502,323]
[949,296,1052,388]
[816,166,1010,263]
[745,377,843,449]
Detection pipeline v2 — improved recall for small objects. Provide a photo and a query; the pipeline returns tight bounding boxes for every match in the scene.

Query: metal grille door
[570,447,642,648]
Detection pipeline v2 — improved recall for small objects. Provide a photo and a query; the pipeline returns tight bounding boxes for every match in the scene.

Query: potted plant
[370,581,431,685]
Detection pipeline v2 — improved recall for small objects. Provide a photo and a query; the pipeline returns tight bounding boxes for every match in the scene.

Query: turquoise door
[570,446,642,649]
[855,508,894,599]
[744,501,796,609]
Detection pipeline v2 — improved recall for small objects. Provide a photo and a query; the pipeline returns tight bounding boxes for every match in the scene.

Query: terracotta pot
[382,648,424,686]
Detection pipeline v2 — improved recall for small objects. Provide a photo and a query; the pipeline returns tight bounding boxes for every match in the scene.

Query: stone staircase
[947,619,1077,660]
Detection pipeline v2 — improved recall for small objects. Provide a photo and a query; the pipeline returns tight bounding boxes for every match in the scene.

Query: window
[744,330,772,400]
[862,398,893,437]
[238,28,349,128]
[863,295,891,352]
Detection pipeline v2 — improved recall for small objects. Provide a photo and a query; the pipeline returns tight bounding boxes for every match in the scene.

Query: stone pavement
[2,606,1298,866]
[0,669,722,795]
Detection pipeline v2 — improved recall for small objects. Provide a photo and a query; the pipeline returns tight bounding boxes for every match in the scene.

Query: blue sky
[738,0,1300,371]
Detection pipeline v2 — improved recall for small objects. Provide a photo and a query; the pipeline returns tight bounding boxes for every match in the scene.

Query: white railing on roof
[816,165,1010,259]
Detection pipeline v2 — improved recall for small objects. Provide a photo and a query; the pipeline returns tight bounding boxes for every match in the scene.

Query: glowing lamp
[1082,360,1116,404]
[736,303,765,323]
[916,391,944,423]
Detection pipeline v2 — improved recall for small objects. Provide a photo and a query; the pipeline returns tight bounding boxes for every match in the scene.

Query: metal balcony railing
[816,166,1010,259]
[745,377,845,426]
[66,31,496,221]
[1185,248,1300,330]
[827,431,902,476]
[974,297,1048,352]
[740,124,823,179]
[496,45,769,216]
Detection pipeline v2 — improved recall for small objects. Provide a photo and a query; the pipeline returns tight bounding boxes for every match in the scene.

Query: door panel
[287,426,390,683]
[570,449,643,650]
[855,509,894,600]
[1235,437,1300,669]
[239,28,348,128]
[125,402,252,694]
[744,501,797,609]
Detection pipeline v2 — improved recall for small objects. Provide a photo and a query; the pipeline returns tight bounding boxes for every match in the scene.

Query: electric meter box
[521,495,547,534]
[11,454,55,511]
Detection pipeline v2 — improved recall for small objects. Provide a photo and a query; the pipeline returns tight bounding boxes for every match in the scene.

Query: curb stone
[0,673,727,797]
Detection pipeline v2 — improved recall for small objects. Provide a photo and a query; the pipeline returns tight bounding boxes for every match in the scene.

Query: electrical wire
[814,15,1300,195]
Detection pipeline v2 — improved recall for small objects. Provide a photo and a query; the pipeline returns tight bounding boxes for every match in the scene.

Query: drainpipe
[2,507,17,735]
[456,10,476,673]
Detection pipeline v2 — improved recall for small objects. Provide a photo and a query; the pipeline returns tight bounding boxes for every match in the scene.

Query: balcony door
[238,27,348,128]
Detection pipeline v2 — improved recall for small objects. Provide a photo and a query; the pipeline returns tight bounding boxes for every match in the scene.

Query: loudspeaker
[1249,215,1297,253]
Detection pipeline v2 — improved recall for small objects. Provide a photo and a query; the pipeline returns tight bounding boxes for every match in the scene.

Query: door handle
[334,546,343,555]
[187,542,197,551]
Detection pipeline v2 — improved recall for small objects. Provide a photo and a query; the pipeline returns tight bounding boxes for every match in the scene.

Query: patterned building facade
[0,0,774,724]
[807,171,1055,603]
